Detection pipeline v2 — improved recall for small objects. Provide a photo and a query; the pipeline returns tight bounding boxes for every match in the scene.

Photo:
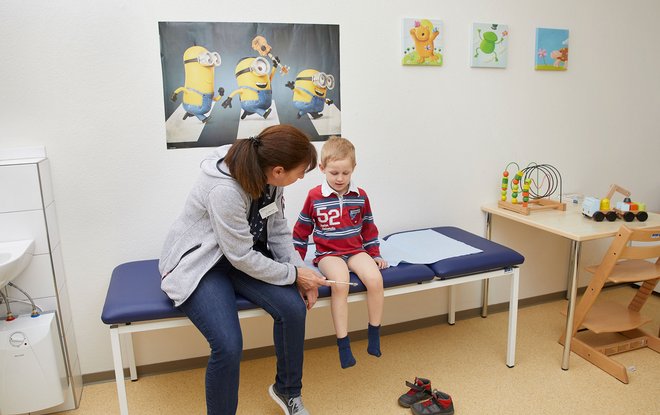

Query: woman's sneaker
[411,389,454,415]
[268,384,310,415]
[398,377,432,408]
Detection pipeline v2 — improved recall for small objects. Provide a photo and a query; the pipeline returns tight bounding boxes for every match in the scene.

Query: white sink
[0,239,35,290]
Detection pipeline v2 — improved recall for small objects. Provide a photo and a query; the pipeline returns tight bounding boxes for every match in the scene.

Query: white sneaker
[268,384,310,415]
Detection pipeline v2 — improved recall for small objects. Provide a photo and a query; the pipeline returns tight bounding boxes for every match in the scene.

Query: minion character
[221,57,275,119]
[170,46,224,123]
[285,69,335,119]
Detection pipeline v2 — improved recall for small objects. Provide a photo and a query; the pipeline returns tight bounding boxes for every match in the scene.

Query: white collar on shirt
[321,180,359,197]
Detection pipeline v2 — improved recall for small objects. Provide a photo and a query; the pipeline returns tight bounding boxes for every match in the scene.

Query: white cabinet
[0,152,82,413]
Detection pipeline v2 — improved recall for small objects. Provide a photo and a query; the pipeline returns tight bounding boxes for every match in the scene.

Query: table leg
[565,240,577,301]
[482,212,493,317]
[561,240,581,370]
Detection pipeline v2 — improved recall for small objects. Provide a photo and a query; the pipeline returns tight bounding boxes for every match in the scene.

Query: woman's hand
[295,267,330,290]
[374,257,389,269]
[295,267,330,309]
[301,288,318,310]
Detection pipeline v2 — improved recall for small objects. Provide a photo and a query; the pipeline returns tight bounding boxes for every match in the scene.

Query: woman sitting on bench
[158,124,329,415]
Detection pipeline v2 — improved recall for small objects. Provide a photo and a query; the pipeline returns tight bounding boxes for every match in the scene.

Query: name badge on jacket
[259,202,279,219]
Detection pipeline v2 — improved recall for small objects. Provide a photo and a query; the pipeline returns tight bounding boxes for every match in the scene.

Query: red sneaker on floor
[397,377,432,408]
[411,389,454,415]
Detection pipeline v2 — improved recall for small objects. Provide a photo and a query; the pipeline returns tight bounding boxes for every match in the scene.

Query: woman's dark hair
[225,125,317,198]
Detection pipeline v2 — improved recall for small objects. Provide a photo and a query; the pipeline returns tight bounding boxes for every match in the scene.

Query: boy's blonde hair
[320,136,356,167]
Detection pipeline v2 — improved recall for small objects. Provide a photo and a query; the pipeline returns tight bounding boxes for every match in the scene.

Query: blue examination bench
[102,226,523,415]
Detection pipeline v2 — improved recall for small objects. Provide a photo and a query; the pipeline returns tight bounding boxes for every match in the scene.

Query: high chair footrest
[582,300,652,333]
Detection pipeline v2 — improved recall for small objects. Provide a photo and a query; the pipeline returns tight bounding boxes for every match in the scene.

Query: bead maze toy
[498,162,566,215]
[582,184,648,222]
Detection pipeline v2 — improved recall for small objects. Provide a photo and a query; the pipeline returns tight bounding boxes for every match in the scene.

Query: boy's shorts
[313,250,366,265]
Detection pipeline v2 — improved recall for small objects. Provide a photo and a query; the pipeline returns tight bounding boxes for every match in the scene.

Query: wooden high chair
[559,225,660,383]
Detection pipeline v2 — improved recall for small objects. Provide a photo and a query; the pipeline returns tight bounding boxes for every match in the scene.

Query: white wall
[1,0,658,375]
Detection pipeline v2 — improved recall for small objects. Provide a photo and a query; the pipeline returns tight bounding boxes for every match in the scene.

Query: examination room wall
[0,0,658,376]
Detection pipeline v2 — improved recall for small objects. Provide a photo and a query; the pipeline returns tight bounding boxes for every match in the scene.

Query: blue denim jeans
[294,95,324,116]
[179,257,306,415]
[183,90,213,121]
[241,89,272,116]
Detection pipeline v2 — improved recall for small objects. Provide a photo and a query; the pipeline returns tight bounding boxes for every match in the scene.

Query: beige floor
[56,286,659,414]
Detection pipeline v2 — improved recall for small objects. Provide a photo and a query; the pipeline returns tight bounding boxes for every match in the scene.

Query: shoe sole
[268,384,289,414]
[411,408,454,415]
[411,402,454,415]
[399,398,429,408]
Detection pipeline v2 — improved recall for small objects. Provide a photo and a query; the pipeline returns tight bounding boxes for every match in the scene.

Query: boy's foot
[410,389,454,415]
[367,323,382,357]
[398,377,432,408]
[337,336,356,368]
[268,384,310,415]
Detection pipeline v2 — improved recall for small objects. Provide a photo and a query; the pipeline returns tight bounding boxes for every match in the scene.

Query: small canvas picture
[471,23,509,68]
[535,28,569,71]
[402,18,443,66]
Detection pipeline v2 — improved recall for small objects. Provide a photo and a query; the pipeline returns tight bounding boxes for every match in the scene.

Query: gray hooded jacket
[159,145,305,307]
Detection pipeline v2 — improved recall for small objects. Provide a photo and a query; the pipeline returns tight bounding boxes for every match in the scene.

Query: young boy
[293,136,387,369]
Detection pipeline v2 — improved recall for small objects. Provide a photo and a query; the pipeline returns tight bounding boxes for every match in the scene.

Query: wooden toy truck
[582,184,648,222]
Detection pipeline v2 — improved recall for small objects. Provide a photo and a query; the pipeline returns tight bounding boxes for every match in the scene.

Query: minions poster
[159,22,341,149]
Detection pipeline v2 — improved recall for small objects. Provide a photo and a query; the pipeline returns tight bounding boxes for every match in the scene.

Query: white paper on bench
[379,229,482,266]
[302,229,482,268]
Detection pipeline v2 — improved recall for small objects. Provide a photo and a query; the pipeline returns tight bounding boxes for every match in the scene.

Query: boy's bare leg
[318,256,351,337]
[347,252,384,326]
[348,252,385,357]
[318,255,356,367]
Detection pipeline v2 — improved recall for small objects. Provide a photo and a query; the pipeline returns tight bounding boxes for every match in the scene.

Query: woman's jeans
[179,258,306,415]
